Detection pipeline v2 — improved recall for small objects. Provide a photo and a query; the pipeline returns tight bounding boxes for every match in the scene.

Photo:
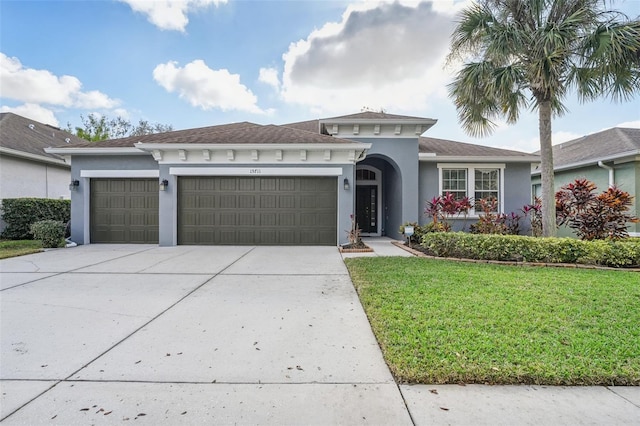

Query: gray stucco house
[531,127,640,237]
[0,113,80,201]
[47,112,539,246]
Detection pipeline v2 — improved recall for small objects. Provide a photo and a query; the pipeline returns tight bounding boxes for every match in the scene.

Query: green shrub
[1,198,70,240]
[30,220,65,248]
[420,232,640,268]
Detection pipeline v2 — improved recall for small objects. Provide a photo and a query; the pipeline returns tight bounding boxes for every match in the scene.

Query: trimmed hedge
[420,232,640,268]
[1,198,70,240]
[30,220,65,248]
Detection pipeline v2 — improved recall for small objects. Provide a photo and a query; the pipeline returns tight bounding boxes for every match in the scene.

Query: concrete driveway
[1,245,411,424]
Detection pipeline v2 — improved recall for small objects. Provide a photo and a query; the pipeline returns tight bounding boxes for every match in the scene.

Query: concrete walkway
[2,243,639,425]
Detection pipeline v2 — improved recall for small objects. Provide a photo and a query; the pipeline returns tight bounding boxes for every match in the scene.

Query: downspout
[597,161,614,188]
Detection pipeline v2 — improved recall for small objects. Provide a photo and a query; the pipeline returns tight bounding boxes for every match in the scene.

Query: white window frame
[437,163,505,216]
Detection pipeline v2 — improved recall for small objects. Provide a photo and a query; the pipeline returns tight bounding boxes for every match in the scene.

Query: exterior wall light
[343,178,350,190]
[159,179,169,191]
[69,180,80,191]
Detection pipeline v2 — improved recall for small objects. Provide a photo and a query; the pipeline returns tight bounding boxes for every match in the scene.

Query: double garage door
[90,176,337,245]
[178,176,337,245]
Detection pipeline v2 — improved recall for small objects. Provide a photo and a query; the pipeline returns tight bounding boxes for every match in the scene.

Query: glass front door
[356,185,378,234]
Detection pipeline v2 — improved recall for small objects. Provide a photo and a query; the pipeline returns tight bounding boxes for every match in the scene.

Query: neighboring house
[47,112,539,246]
[531,127,640,237]
[0,113,79,201]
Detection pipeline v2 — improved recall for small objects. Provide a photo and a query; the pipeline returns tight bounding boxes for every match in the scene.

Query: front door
[356,185,378,234]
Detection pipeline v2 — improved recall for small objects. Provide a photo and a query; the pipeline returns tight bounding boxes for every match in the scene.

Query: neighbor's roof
[0,112,82,164]
[419,136,539,162]
[546,127,640,170]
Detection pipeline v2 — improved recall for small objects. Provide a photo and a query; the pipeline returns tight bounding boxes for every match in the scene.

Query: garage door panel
[178,177,336,245]
[279,195,295,209]
[260,230,278,244]
[238,178,256,191]
[279,230,296,244]
[90,179,159,244]
[238,213,255,226]
[261,213,277,226]
[260,195,277,208]
[238,195,255,209]
[220,195,236,209]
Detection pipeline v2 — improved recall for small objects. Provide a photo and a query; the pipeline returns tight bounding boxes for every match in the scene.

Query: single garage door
[90,178,159,243]
[178,176,337,245]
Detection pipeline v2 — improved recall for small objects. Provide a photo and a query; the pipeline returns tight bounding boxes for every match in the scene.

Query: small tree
[67,113,173,141]
[556,178,639,240]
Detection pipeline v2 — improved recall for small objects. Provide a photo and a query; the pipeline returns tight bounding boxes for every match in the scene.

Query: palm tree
[447,0,640,237]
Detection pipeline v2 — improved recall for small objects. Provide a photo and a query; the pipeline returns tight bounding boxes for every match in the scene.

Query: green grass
[0,240,43,259]
[345,257,640,385]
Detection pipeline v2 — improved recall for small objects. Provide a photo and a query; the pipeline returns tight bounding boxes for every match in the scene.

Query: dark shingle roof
[549,127,640,167]
[283,119,326,134]
[0,112,83,160]
[65,122,361,148]
[419,136,534,157]
[322,111,434,121]
[66,122,259,147]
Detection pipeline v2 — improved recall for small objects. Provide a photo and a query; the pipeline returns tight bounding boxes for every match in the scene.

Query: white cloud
[1,103,59,127]
[0,52,119,109]
[258,67,280,91]
[112,108,130,119]
[153,59,267,114]
[614,120,640,129]
[277,1,458,114]
[120,0,228,32]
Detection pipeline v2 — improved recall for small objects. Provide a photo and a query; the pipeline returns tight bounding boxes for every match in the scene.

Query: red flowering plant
[555,179,639,240]
[424,192,473,232]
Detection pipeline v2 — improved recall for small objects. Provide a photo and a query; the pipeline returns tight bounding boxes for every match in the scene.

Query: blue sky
[1,0,639,153]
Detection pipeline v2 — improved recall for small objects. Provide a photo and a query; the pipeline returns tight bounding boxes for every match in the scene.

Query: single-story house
[531,127,640,237]
[0,112,80,200]
[47,112,539,246]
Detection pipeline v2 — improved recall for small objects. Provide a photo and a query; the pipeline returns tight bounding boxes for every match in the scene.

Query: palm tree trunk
[538,99,557,237]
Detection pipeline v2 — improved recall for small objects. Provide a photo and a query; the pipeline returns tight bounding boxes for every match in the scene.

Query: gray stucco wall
[71,155,355,246]
[350,137,419,239]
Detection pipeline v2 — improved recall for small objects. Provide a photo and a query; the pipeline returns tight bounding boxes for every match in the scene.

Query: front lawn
[0,239,43,259]
[345,257,640,385]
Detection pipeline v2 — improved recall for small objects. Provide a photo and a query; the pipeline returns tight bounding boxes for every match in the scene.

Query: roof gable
[322,111,434,121]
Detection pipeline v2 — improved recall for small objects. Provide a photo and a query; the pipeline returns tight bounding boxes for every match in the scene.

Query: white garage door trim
[170,167,343,176]
[81,170,160,178]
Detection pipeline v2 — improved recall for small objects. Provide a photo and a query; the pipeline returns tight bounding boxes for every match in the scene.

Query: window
[442,169,467,200]
[356,169,376,181]
[474,169,499,211]
[438,164,504,215]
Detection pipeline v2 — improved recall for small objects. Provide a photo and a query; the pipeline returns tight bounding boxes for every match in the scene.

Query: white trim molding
[169,167,343,177]
[80,170,160,178]
[133,143,370,165]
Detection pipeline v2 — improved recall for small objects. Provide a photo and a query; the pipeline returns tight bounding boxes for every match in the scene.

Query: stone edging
[391,241,640,272]
[339,246,374,253]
